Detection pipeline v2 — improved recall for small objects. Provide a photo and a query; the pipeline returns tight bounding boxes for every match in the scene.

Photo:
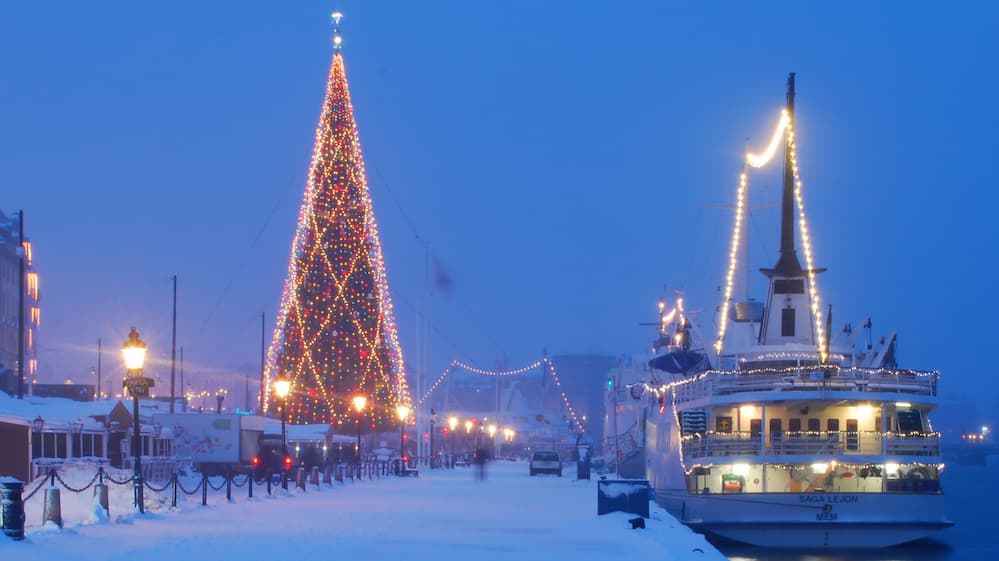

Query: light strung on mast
[715,169,748,354]
[746,110,790,168]
[787,120,827,362]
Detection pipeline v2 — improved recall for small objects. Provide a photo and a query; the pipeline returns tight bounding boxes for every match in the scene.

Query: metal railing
[671,367,938,404]
[681,431,941,459]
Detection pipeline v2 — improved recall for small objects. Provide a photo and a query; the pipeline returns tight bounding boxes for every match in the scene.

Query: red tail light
[252,456,260,467]
[284,456,293,471]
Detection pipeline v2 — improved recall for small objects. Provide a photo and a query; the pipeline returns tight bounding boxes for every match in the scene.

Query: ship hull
[657,490,952,548]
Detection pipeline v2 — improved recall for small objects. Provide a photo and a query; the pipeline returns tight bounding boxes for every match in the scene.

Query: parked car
[529,450,562,476]
[251,438,292,483]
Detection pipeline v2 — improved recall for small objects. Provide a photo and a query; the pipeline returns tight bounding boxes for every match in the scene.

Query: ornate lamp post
[272,375,291,490]
[396,405,410,472]
[352,395,367,465]
[447,416,458,468]
[121,327,149,513]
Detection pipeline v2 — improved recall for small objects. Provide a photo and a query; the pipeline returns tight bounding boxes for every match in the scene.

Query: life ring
[630,384,645,400]
[906,466,930,480]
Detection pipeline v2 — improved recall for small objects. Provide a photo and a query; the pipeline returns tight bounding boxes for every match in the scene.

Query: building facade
[0,210,40,395]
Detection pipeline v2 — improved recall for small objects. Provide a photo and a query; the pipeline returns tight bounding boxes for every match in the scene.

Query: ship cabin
[671,349,941,496]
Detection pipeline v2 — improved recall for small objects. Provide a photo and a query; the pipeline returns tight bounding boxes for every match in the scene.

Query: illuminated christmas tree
[264,18,411,429]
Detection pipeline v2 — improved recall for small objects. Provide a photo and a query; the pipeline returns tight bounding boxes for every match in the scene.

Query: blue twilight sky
[1,1,996,405]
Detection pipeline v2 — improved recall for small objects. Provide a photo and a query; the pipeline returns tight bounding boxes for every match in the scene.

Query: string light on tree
[263,14,411,428]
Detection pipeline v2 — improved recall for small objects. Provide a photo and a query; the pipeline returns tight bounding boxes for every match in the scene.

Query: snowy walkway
[7,461,726,561]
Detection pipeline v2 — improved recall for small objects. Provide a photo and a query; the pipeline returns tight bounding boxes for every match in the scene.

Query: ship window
[716,416,733,433]
[769,418,783,435]
[750,419,762,436]
[789,418,801,432]
[781,308,795,337]
[774,279,805,294]
[807,418,821,432]
[827,419,840,432]
[846,419,859,451]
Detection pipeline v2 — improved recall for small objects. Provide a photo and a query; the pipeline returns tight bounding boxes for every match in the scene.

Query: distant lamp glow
[487,424,497,438]
[331,11,343,24]
[739,405,756,417]
[885,462,900,476]
[464,420,473,434]
[448,416,458,431]
[121,327,147,371]
[732,463,750,476]
[895,402,912,409]
[982,426,990,434]
[811,463,829,474]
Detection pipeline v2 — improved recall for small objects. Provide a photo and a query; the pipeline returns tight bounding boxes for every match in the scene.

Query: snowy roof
[0,391,131,432]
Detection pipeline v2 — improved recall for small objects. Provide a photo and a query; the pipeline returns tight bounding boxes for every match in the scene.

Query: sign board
[122,376,154,398]
[155,413,256,464]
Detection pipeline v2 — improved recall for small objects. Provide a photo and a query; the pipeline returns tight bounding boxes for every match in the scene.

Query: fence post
[94,467,110,518]
[0,478,25,540]
[43,470,62,528]
[201,473,208,507]
[248,472,253,499]
[171,474,178,508]
[323,466,332,485]
[311,467,320,487]
[226,472,232,502]
[295,467,306,491]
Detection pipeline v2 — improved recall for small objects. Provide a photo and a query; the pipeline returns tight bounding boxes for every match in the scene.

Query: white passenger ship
[644,74,951,548]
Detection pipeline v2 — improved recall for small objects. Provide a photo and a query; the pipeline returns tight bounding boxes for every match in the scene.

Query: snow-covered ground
[5,460,726,561]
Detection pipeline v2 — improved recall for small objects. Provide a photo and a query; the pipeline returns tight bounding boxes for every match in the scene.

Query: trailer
[155,413,264,475]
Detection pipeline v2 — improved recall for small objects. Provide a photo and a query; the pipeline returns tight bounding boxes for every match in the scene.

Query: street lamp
[121,327,148,513]
[487,424,497,458]
[273,375,291,490]
[429,408,437,468]
[447,416,458,468]
[72,419,84,458]
[31,416,44,460]
[352,395,367,465]
[396,404,410,472]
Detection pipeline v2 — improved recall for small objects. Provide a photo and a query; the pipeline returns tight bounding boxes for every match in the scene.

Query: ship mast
[772,73,803,277]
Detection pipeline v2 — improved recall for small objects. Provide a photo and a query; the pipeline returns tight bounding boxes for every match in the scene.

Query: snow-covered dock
[7,459,726,561]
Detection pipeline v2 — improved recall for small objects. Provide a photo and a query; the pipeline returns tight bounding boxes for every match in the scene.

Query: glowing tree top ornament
[263,13,411,428]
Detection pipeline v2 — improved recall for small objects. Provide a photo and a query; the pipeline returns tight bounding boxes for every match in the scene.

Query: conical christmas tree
[264,29,410,429]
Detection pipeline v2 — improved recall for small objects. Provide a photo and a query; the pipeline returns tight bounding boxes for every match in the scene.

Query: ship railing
[884,433,940,456]
[682,430,941,459]
[670,367,938,404]
[682,432,762,458]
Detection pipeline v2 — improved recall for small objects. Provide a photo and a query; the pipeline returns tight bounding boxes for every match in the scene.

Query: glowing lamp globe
[448,416,458,431]
[121,327,147,371]
[352,395,367,413]
[396,405,410,422]
[273,377,291,400]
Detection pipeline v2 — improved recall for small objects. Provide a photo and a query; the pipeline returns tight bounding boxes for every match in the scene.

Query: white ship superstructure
[644,74,951,548]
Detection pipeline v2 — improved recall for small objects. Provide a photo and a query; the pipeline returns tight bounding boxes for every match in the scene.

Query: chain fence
[14,460,403,531]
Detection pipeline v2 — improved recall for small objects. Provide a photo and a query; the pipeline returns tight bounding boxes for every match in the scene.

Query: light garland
[786,117,827,362]
[715,170,748,354]
[262,36,411,427]
[745,111,791,168]
[415,357,586,434]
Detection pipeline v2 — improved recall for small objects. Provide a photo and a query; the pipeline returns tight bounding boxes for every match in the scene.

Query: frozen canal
[8,460,725,561]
